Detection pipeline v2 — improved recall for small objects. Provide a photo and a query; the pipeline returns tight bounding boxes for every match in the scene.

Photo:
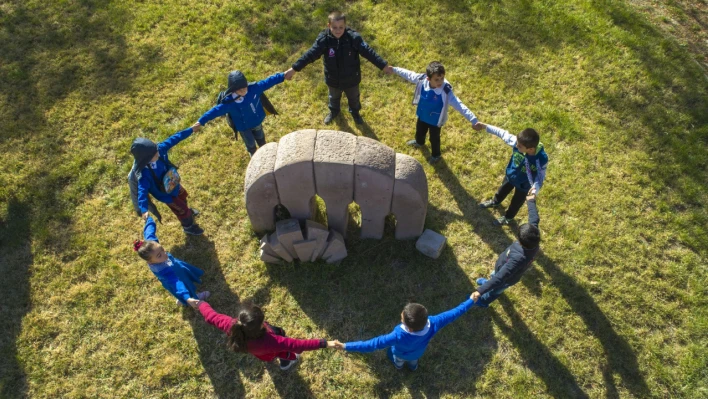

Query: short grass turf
[1,0,707,398]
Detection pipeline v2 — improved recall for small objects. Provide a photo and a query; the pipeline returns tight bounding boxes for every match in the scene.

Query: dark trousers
[328,85,361,114]
[416,118,442,157]
[166,186,194,227]
[493,177,527,219]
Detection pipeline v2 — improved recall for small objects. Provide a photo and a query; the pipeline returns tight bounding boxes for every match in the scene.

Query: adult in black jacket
[472,195,541,307]
[285,11,392,124]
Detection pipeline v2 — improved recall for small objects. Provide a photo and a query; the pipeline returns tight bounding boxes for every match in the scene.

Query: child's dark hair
[517,128,540,149]
[227,303,266,353]
[403,303,428,332]
[328,11,346,23]
[518,223,541,249]
[426,61,445,78]
[134,240,160,261]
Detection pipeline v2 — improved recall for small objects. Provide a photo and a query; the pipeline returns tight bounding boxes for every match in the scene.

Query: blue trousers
[238,124,266,155]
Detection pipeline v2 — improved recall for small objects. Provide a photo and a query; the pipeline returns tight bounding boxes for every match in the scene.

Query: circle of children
[128,11,548,372]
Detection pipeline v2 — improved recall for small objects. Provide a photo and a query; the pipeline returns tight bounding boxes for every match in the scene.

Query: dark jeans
[493,177,528,219]
[415,118,442,157]
[238,124,266,155]
[474,272,509,307]
[328,84,361,114]
[167,186,194,227]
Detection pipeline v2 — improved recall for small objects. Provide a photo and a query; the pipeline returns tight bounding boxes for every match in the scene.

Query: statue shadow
[172,236,315,398]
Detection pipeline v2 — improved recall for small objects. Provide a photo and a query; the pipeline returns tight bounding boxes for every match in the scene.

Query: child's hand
[192,122,201,132]
[186,298,201,309]
[472,122,486,131]
[527,188,536,201]
[284,68,296,80]
[471,291,481,302]
[142,212,149,221]
[329,340,345,350]
[383,65,394,75]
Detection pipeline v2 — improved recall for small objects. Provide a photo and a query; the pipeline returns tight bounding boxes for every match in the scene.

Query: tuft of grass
[1,0,707,398]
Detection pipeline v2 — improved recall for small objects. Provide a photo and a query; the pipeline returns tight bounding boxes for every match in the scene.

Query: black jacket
[292,28,388,89]
[477,199,541,295]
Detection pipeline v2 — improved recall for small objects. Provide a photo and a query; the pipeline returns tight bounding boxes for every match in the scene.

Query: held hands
[471,291,481,303]
[472,122,486,131]
[186,298,201,309]
[327,340,345,350]
[284,68,296,81]
[191,122,202,132]
[383,65,394,75]
[142,212,149,221]
[527,188,537,201]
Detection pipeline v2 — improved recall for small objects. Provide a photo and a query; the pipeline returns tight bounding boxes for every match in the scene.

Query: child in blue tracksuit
[392,61,478,163]
[196,70,288,156]
[339,295,475,370]
[134,216,210,306]
[130,124,203,235]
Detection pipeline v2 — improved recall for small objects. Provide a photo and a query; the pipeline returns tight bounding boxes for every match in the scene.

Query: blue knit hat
[131,138,157,171]
[227,70,248,94]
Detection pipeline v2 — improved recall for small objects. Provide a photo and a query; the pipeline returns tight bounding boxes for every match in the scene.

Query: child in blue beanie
[130,123,203,235]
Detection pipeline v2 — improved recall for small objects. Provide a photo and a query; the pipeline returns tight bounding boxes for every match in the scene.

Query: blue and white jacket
[198,73,285,132]
[486,124,548,193]
[344,297,475,361]
[393,67,478,127]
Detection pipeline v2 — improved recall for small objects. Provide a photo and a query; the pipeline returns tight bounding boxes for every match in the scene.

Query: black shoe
[324,112,339,124]
[478,199,499,209]
[183,223,204,236]
[406,139,422,148]
[428,155,442,163]
[352,113,364,124]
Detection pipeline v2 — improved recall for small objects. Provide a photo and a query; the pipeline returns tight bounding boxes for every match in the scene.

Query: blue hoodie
[198,73,284,132]
[344,297,474,361]
[137,127,194,214]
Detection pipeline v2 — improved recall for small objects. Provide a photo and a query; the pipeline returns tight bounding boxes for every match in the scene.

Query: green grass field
[1,0,707,397]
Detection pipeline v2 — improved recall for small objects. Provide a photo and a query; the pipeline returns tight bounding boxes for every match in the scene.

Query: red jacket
[198,302,326,361]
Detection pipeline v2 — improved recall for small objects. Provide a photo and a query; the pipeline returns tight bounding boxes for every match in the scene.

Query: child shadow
[427,157,650,397]
[264,221,495,397]
[171,236,315,399]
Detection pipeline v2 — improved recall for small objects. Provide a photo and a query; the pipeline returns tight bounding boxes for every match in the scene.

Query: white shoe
[279,353,300,371]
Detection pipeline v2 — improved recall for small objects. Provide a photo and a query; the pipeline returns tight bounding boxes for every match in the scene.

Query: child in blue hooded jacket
[134,216,210,306]
[337,295,475,371]
[196,69,291,156]
[130,123,203,235]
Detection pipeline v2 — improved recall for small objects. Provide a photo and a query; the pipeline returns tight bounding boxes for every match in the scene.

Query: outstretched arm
[159,127,195,152]
[476,258,523,295]
[253,72,286,92]
[143,215,159,242]
[352,35,388,70]
[271,334,329,353]
[485,124,517,147]
[393,67,426,84]
[428,297,475,330]
[527,197,540,228]
[196,301,236,334]
[292,35,327,72]
[448,91,478,125]
[343,330,398,353]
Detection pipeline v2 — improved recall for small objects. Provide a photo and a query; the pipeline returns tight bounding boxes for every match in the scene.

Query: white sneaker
[279,353,301,371]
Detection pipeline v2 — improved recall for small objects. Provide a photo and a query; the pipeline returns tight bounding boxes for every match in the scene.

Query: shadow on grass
[264,217,494,397]
[172,236,315,398]
[0,199,32,399]
[493,296,589,399]
[427,157,650,397]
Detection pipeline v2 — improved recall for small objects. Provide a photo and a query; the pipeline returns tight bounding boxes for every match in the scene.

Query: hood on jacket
[131,137,157,171]
[226,70,248,94]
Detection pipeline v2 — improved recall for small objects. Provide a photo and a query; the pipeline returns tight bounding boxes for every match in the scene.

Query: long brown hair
[227,303,266,352]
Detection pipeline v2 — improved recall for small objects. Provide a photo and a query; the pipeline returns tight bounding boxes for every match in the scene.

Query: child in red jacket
[188,299,339,370]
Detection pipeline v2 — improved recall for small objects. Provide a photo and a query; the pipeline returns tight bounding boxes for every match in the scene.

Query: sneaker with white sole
[478,199,499,209]
[406,139,422,148]
[279,353,300,371]
[494,216,513,226]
